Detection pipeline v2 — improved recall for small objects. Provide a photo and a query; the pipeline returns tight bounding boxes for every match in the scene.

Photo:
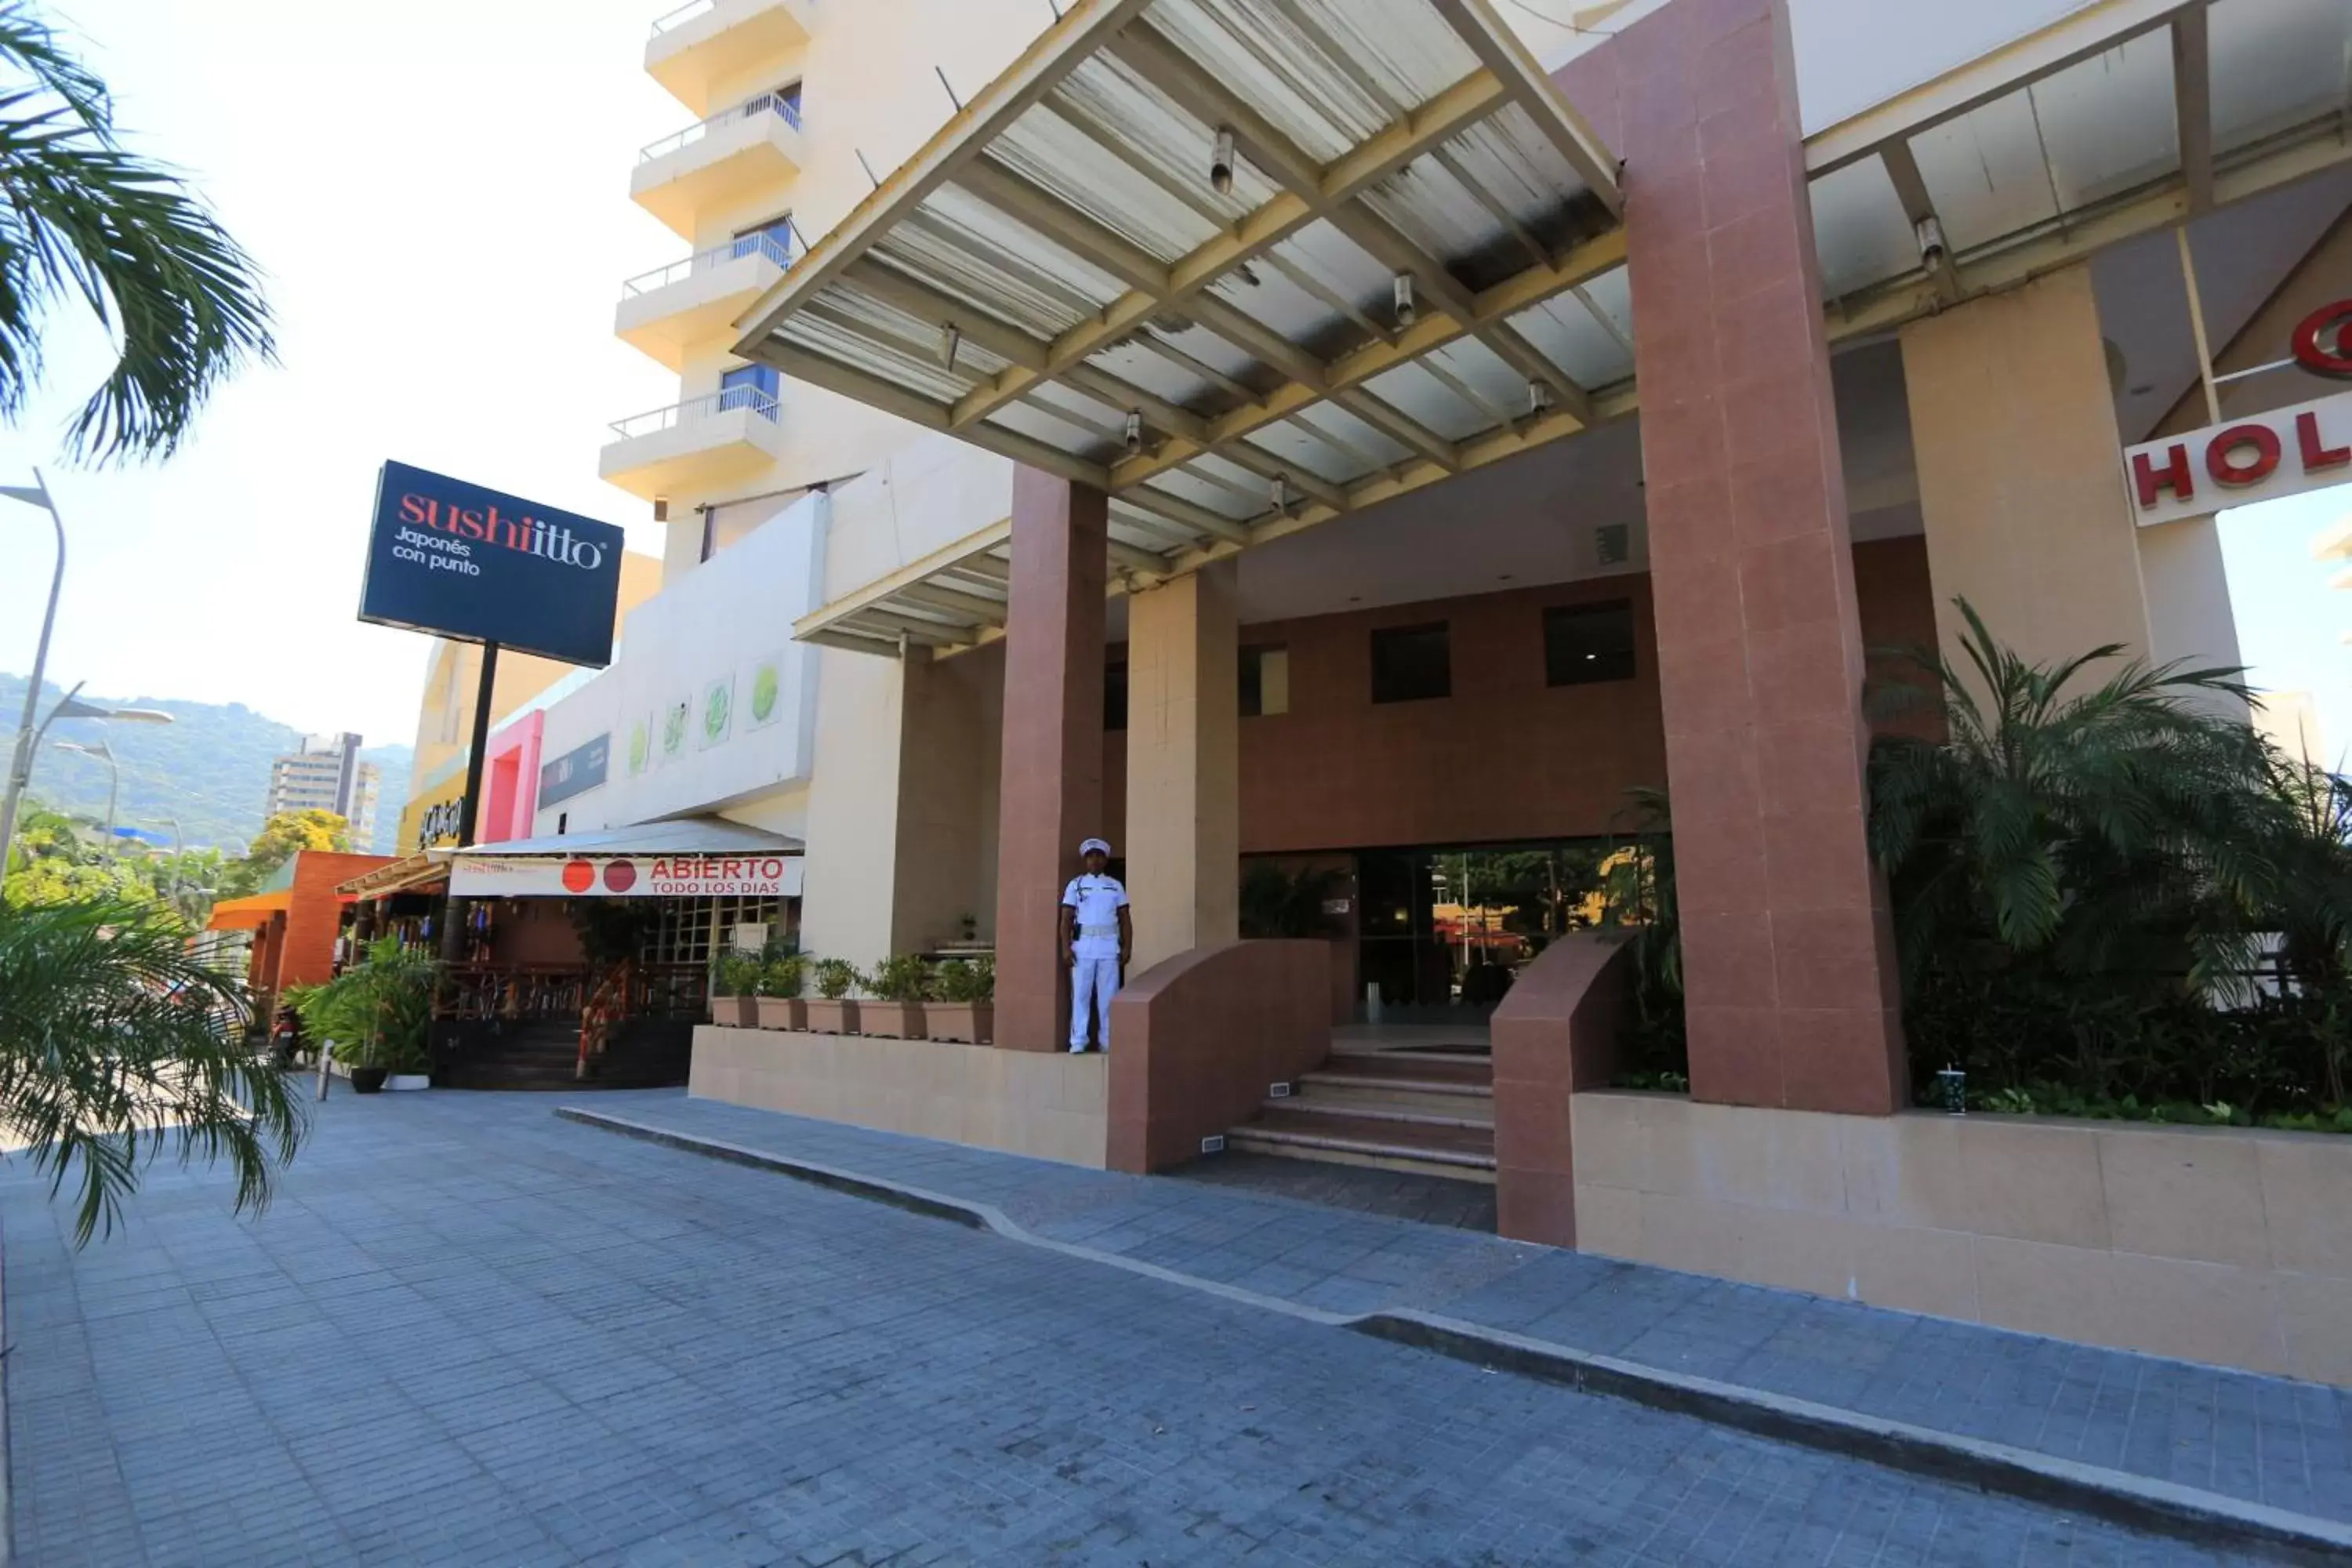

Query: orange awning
[205,891,291,931]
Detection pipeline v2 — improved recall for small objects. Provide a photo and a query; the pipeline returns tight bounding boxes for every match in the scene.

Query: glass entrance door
[1354,841,1616,1020]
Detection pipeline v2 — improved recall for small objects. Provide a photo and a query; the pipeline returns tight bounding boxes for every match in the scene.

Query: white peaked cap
[1078,837,1112,856]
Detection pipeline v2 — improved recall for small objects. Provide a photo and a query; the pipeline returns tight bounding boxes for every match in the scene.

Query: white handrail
[649,0,717,34]
[621,230,797,296]
[608,387,781,441]
[639,89,801,163]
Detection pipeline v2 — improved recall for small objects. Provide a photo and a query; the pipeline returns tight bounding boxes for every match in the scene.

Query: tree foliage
[0,895,303,1242]
[224,808,350,896]
[0,1,274,463]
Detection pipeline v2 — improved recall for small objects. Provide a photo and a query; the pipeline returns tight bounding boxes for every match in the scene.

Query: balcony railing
[639,89,800,163]
[608,386,779,441]
[621,229,797,297]
[650,0,720,34]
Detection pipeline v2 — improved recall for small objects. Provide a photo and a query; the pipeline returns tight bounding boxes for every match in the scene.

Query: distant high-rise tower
[266,732,380,846]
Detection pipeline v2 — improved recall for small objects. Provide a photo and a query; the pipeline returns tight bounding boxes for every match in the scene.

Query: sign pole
[438,641,500,964]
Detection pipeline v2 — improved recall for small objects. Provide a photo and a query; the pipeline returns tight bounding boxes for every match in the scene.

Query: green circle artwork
[704,683,731,742]
[751,665,779,724]
[662,702,689,757]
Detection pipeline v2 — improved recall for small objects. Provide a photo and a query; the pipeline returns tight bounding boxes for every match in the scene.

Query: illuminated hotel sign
[2124,300,2352,528]
[358,460,625,666]
[449,854,803,899]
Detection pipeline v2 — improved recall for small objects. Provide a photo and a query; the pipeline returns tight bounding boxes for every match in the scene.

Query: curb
[1348,1314,2352,1566]
[555,1106,2351,1565]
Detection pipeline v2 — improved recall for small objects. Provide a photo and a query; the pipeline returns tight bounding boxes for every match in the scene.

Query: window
[647,897,785,966]
[1370,623,1450,704]
[1544,601,1637,687]
[731,213,794,267]
[1104,660,1128,731]
[1240,644,1289,717]
[720,363,779,419]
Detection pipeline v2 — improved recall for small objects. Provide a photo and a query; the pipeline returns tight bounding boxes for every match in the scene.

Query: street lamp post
[2,681,172,880]
[0,470,65,875]
[54,738,118,839]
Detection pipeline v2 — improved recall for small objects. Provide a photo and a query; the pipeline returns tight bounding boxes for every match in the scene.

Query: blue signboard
[539,732,611,808]
[358,460,623,667]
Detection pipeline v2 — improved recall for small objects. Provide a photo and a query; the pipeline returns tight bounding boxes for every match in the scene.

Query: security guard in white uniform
[1058,837,1131,1053]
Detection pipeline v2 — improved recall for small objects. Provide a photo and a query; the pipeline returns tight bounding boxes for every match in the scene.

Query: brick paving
[0,1087,2292,1566]
[573,1093,2352,1527]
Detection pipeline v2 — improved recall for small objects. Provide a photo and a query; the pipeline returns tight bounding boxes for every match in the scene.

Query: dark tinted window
[1370,623,1450,704]
[1105,660,1128,731]
[1544,601,1636,686]
[1240,644,1288,717]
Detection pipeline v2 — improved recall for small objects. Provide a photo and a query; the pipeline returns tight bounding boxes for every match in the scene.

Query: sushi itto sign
[449,853,803,898]
[358,461,624,666]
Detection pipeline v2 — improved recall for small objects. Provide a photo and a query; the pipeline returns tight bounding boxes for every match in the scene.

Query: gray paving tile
[0,1086,2282,1565]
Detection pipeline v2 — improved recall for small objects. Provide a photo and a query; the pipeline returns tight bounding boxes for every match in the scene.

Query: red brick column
[991,466,1108,1051]
[1559,0,1905,1114]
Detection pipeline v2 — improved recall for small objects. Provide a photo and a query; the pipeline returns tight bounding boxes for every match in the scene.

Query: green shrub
[758,953,806,998]
[812,957,861,1000]
[1609,600,2352,1124]
[710,952,760,997]
[868,953,932,1004]
[289,938,437,1073]
[936,955,995,1005]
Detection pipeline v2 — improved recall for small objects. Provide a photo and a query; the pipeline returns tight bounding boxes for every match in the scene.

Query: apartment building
[266,732,382,848]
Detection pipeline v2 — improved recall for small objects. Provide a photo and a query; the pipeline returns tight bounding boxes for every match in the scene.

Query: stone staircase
[1223,1043,1495,1183]
[435,1021,694,1091]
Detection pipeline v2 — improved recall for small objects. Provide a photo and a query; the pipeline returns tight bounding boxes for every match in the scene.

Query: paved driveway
[2,1090,2251,1566]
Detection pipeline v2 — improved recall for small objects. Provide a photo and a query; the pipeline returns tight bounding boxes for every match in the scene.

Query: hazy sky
[0,0,2344,772]
[0,0,685,747]
[2221,488,2352,766]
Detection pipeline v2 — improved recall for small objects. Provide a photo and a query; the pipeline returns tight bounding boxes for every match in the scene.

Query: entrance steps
[1223,1045,1496,1183]
[437,1021,692,1091]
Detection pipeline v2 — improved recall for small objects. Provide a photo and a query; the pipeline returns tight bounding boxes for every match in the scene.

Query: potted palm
[710,952,760,1027]
[804,958,862,1034]
[756,952,808,1031]
[291,939,437,1093]
[862,954,931,1040]
[927,956,994,1044]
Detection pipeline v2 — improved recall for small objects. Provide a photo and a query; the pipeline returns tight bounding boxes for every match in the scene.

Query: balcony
[646,0,811,115]
[599,387,786,501]
[615,230,797,371]
[631,90,803,239]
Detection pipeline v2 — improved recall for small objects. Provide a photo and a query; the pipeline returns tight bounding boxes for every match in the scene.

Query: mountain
[0,673,410,855]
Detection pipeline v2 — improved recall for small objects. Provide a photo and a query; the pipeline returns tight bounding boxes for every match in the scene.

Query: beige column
[1900,267,2153,679]
[1123,559,1240,975]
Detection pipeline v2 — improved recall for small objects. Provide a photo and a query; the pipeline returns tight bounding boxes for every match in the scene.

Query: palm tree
[0,2,273,462]
[0,896,303,1242]
[1867,599,2281,991]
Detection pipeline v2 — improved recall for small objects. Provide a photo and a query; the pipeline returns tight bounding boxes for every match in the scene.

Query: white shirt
[1062,873,1129,956]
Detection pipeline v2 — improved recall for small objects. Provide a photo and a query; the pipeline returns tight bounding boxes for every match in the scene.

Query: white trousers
[1069,954,1120,1050]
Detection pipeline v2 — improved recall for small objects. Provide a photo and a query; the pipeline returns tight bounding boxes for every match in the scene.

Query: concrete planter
[860,1002,927,1040]
[756,996,808,1031]
[925,1003,993,1044]
[803,999,862,1035]
[384,1074,431,1092]
[713,995,759,1027]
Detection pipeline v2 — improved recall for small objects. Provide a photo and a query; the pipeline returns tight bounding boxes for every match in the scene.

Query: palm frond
[0,5,273,463]
[0,896,305,1243]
